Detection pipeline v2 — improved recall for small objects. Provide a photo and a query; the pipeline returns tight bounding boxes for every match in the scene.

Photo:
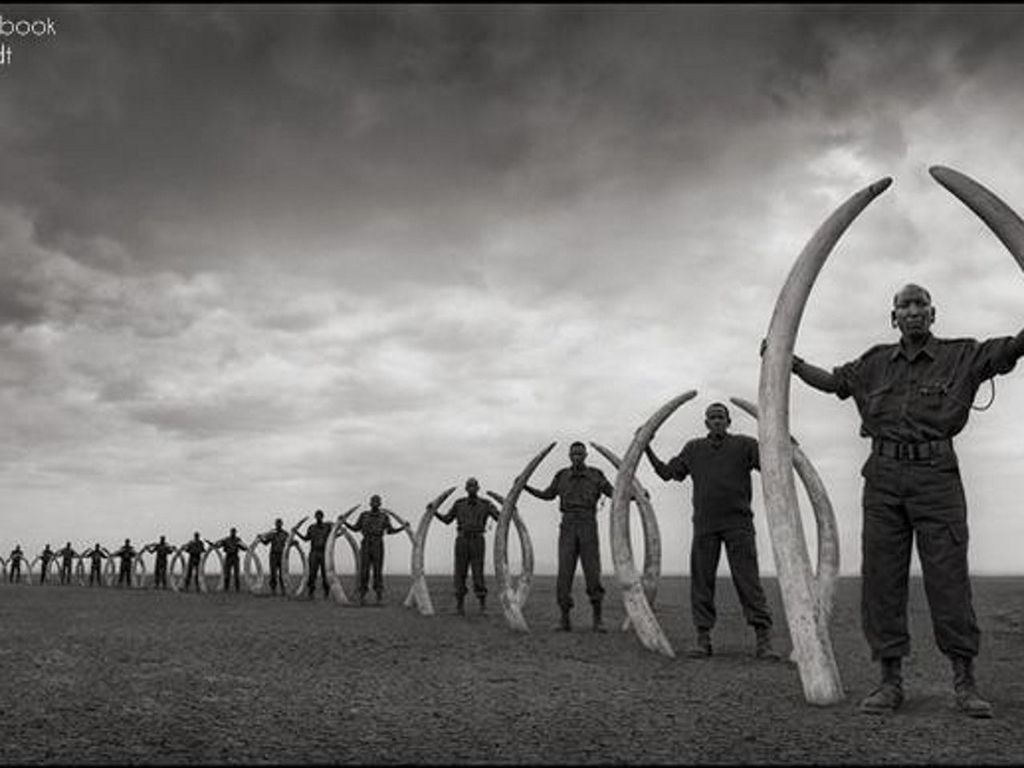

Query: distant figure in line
[114,539,135,588]
[38,544,54,585]
[182,533,205,592]
[57,542,78,586]
[292,511,337,600]
[343,495,409,606]
[208,527,248,592]
[144,536,175,590]
[8,545,24,583]
[83,544,109,586]
[259,518,290,596]
[434,477,499,615]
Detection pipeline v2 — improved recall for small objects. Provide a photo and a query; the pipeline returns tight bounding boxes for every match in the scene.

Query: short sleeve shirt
[446,497,499,534]
[546,467,614,520]
[832,334,1019,442]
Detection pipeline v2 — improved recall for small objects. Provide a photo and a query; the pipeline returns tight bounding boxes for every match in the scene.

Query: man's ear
[891,310,898,328]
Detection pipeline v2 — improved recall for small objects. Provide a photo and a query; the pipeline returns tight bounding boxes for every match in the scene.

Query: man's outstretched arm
[792,356,839,394]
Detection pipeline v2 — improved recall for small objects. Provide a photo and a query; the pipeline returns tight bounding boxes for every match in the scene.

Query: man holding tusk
[292,510,337,601]
[56,541,77,586]
[525,441,615,633]
[38,544,54,585]
[83,543,109,586]
[182,532,206,592]
[258,517,290,596]
[113,539,136,588]
[644,402,780,661]
[207,527,248,593]
[788,282,1024,718]
[434,477,500,616]
[143,535,175,590]
[343,495,409,606]
[8,544,24,583]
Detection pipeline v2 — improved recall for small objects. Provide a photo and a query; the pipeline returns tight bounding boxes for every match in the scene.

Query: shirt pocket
[863,383,893,420]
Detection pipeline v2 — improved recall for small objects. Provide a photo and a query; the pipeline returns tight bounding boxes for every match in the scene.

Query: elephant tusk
[282,524,310,599]
[929,166,1024,272]
[486,490,535,608]
[243,537,267,595]
[494,442,555,633]
[326,504,361,605]
[609,391,697,657]
[760,175,891,705]
[169,546,187,592]
[405,487,457,616]
[729,396,840,622]
[588,442,662,631]
[133,553,147,589]
[199,548,225,593]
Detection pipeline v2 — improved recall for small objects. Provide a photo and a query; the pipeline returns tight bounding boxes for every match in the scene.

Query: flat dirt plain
[2,574,1024,765]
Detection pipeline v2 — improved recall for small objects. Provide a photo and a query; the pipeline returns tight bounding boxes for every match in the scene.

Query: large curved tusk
[199,548,225,594]
[609,391,698,657]
[494,442,556,633]
[168,546,186,592]
[133,553,148,590]
[486,491,535,608]
[404,487,457,615]
[326,504,362,605]
[760,176,891,705]
[729,396,840,622]
[243,537,267,595]
[103,555,117,587]
[282,521,310,599]
[588,442,662,632]
[929,166,1024,272]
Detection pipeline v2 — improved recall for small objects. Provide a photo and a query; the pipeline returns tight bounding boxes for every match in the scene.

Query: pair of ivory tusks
[243,538,267,594]
[405,488,457,615]
[197,548,226,592]
[587,442,661,632]
[759,165,1024,706]
[494,444,553,632]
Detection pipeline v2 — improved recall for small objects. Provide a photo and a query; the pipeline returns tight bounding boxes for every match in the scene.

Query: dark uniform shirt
[832,334,1019,442]
[663,433,760,534]
[40,548,54,565]
[437,497,499,534]
[9,549,23,564]
[86,549,106,566]
[262,529,289,556]
[150,543,174,564]
[533,466,614,521]
[183,540,205,560]
[114,546,135,563]
[215,535,246,559]
[57,546,76,563]
[349,510,402,539]
[304,522,334,553]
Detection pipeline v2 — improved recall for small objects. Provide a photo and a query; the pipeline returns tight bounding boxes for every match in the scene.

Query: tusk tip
[871,177,894,195]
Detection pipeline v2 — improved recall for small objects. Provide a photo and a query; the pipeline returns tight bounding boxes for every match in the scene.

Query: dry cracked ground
[1,574,1023,764]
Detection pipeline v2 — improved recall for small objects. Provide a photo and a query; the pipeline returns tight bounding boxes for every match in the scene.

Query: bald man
[791,283,1024,718]
[434,477,500,615]
[645,402,778,661]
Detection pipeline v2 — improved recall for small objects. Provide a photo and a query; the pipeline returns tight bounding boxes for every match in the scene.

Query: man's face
[275,519,283,530]
[465,478,479,497]
[892,285,935,341]
[569,444,587,468]
[370,495,381,510]
[705,409,730,438]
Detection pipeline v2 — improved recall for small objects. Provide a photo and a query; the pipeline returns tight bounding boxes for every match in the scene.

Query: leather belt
[873,438,952,461]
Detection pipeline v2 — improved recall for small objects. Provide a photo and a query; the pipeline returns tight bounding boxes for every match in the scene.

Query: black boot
[478,595,486,614]
[754,626,781,660]
[592,602,607,633]
[456,596,465,616]
[687,629,712,658]
[951,655,993,718]
[555,608,571,632]
[858,657,904,714]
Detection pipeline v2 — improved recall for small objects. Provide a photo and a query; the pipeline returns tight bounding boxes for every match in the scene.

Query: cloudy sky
[3,5,1024,579]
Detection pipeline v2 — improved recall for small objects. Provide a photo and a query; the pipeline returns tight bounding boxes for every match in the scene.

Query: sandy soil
[1,574,1023,764]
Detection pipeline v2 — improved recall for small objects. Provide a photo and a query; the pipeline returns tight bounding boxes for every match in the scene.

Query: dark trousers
[9,563,20,582]
[223,556,241,592]
[40,562,49,584]
[861,453,979,660]
[60,561,72,584]
[359,537,384,596]
[690,525,772,632]
[269,552,283,593]
[556,517,604,611]
[307,550,329,597]
[454,533,487,600]
[89,564,101,586]
[154,560,168,589]
[184,557,200,591]
[118,561,132,587]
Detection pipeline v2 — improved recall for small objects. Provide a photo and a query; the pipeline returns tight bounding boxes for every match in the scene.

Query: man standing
[293,510,336,600]
[207,527,247,592]
[434,477,500,615]
[644,402,779,660]
[38,544,54,585]
[524,441,614,633]
[790,283,1024,718]
[8,545,24,583]
[343,496,409,606]
[259,518,290,596]
[82,543,108,586]
[144,536,175,590]
[182,533,205,592]
[57,541,77,585]
[113,539,136,588]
